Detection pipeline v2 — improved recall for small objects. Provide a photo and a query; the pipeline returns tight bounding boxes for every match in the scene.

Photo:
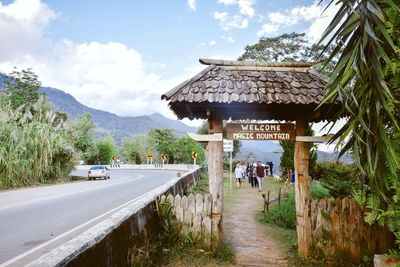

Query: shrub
[311,161,359,198]
[267,191,296,229]
[310,180,331,200]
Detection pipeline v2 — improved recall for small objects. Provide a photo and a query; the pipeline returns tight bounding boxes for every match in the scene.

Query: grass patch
[187,172,209,195]
[265,191,296,229]
[129,172,235,267]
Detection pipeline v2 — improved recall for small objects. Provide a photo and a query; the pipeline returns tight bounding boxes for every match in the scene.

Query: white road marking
[0,175,144,210]
[0,186,150,267]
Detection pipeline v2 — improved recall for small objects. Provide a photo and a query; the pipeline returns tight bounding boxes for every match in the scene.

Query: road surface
[0,168,181,266]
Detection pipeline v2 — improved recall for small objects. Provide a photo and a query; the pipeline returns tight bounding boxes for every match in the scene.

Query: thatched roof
[161,59,340,122]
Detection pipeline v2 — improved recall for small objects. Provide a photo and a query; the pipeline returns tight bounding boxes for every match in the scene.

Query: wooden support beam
[295,134,334,143]
[207,114,223,235]
[187,132,223,142]
[185,103,194,119]
[294,116,312,257]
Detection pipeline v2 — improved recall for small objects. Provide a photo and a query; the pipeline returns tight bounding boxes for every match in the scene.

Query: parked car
[88,165,110,180]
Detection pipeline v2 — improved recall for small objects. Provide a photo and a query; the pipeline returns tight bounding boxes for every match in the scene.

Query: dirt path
[223,183,288,267]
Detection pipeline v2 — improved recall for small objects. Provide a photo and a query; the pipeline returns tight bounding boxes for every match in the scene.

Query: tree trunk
[207,115,223,234]
[294,116,312,257]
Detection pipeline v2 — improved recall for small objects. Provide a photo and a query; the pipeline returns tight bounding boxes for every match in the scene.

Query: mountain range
[0,72,350,167]
[0,73,195,144]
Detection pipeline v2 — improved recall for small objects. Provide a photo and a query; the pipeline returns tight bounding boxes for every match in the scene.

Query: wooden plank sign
[227,123,295,141]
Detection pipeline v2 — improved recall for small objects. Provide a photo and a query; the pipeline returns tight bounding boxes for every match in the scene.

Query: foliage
[69,113,97,163]
[320,0,400,249]
[3,68,42,110]
[310,180,331,200]
[174,135,205,164]
[311,161,359,198]
[238,32,338,75]
[129,195,235,266]
[266,191,296,229]
[187,172,209,195]
[0,70,75,188]
[96,135,116,164]
[119,136,146,164]
[198,120,241,158]
[84,134,116,165]
[320,0,399,193]
[148,128,177,163]
[279,126,317,176]
[239,32,309,63]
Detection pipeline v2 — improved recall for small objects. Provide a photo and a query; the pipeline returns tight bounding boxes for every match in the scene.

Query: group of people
[234,161,274,192]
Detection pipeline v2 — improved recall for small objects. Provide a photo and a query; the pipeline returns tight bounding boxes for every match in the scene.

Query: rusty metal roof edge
[199,58,314,68]
[161,64,216,100]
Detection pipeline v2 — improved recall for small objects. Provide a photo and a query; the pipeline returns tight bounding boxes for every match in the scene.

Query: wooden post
[266,191,270,213]
[262,193,266,220]
[294,116,312,257]
[207,114,224,234]
[278,188,281,206]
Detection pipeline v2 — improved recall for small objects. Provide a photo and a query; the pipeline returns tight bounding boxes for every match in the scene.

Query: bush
[311,180,331,200]
[311,161,359,198]
[267,191,296,229]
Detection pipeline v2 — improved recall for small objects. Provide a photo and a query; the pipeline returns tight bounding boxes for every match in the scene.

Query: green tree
[3,68,42,110]
[175,135,205,164]
[320,0,400,248]
[279,126,317,176]
[148,128,177,163]
[239,34,320,170]
[70,113,96,163]
[238,32,338,75]
[238,32,309,62]
[197,121,241,158]
[120,135,147,164]
[96,134,116,164]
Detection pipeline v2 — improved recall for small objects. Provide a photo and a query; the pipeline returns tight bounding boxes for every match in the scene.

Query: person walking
[268,161,274,176]
[255,161,266,192]
[235,163,245,187]
[247,163,255,188]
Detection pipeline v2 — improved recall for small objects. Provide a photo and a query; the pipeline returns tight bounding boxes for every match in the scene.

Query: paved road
[0,168,181,265]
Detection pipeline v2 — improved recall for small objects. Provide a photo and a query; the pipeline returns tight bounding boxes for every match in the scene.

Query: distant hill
[0,72,352,166]
[0,73,195,144]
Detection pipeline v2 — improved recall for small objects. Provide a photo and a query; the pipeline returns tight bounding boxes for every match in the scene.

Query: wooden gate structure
[161,58,341,257]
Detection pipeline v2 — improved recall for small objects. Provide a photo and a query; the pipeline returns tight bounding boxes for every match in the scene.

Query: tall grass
[0,98,75,189]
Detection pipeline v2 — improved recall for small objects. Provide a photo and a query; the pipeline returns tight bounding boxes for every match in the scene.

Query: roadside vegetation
[256,162,375,266]
[129,173,235,267]
[0,69,206,190]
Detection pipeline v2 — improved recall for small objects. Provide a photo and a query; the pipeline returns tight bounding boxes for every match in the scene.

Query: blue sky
[0,0,339,128]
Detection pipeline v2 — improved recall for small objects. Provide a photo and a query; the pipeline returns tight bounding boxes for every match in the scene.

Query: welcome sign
[226,123,295,141]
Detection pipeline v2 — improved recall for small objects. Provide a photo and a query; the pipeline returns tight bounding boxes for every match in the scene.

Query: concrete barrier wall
[74,164,199,171]
[27,167,202,267]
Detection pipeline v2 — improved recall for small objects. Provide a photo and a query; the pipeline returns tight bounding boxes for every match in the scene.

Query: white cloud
[306,2,341,43]
[237,0,256,17]
[257,23,279,36]
[257,1,338,42]
[0,0,196,120]
[0,0,56,61]
[213,11,248,30]
[218,0,236,5]
[227,36,235,43]
[187,0,197,11]
[198,40,217,47]
[217,0,256,17]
